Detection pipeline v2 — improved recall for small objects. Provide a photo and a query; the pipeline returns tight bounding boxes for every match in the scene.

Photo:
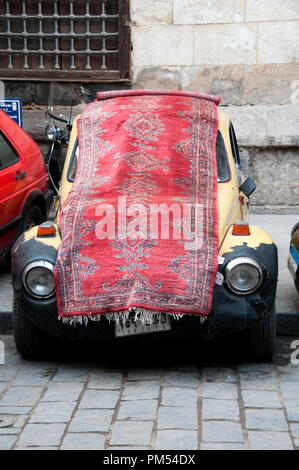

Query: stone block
[278,365,299,382]
[5,82,34,105]
[53,366,89,383]
[0,366,20,382]
[0,407,31,415]
[157,406,197,429]
[0,387,43,407]
[127,369,161,381]
[174,0,245,24]
[202,367,236,383]
[61,433,105,450]
[201,382,238,400]
[41,383,84,403]
[201,442,245,450]
[248,431,293,450]
[12,367,54,387]
[0,383,7,394]
[240,371,278,391]
[290,423,299,438]
[280,382,299,400]
[0,435,16,450]
[155,429,197,450]
[285,400,299,421]
[181,65,242,105]
[180,63,299,106]
[109,421,153,446]
[34,82,82,106]
[224,104,299,147]
[87,371,122,390]
[202,399,239,420]
[161,387,198,406]
[117,400,158,420]
[242,390,281,408]
[16,446,58,450]
[68,409,114,433]
[245,409,288,431]
[133,25,193,66]
[194,24,257,65]
[246,0,299,22]
[131,0,172,25]
[122,381,160,400]
[18,423,66,447]
[134,67,181,91]
[242,64,299,105]
[258,21,299,64]
[79,389,120,409]
[248,148,299,208]
[164,370,200,388]
[202,421,243,443]
[29,402,76,423]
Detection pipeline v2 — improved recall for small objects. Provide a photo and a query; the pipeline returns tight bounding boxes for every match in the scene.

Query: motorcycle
[45,107,72,193]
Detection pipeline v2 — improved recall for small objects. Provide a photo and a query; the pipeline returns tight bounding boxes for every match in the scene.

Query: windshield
[67,131,231,184]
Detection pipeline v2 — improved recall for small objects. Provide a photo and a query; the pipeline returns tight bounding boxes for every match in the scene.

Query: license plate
[115,313,171,337]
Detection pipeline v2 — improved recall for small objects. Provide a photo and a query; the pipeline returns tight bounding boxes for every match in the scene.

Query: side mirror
[239,177,256,197]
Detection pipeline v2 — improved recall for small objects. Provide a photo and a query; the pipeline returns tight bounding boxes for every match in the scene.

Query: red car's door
[0,129,28,252]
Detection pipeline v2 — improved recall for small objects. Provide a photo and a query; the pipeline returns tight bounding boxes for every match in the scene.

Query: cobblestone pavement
[0,334,298,450]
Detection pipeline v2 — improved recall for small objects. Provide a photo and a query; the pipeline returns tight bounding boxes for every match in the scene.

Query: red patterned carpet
[55,90,219,323]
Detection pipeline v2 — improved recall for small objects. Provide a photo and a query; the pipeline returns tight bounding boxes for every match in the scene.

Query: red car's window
[0,130,19,169]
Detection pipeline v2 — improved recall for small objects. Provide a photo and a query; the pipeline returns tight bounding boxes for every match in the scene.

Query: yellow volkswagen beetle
[11,93,278,361]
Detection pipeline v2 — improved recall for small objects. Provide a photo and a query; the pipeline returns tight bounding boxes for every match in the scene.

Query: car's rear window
[67,131,231,183]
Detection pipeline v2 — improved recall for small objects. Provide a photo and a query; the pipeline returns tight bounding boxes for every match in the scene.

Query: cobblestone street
[0,334,298,450]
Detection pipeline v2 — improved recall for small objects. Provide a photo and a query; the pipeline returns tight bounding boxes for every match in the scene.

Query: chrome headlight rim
[45,124,58,141]
[22,260,55,299]
[224,256,263,295]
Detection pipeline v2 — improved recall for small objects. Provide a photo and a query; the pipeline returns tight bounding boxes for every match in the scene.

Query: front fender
[11,225,60,292]
[210,225,278,332]
[219,225,278,288]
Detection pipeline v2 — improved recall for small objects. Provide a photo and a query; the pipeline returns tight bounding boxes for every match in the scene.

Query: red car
[0,109,53,259]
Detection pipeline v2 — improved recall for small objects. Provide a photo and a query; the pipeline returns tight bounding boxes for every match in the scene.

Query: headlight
[224,257,263,295]
[46,124,58,141]
[23,261,55,298]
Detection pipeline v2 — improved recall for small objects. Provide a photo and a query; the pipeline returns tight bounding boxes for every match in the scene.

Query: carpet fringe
[59,307,207,327]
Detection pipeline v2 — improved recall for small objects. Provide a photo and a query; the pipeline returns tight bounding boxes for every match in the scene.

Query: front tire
[246,303,276,362]
[13,292,49,360]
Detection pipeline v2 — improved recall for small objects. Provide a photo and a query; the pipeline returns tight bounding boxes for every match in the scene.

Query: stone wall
[131,0,299,105]
[3,0,299,213]
[131,0,299,213]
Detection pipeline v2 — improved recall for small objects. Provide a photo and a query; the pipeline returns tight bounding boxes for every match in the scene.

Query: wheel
[5,205,45,265]
[21,205,44,232]
[246,303,276,362]
[13,292,49,360]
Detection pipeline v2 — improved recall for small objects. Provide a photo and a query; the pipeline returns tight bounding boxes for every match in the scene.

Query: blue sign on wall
[0,98,23,127]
